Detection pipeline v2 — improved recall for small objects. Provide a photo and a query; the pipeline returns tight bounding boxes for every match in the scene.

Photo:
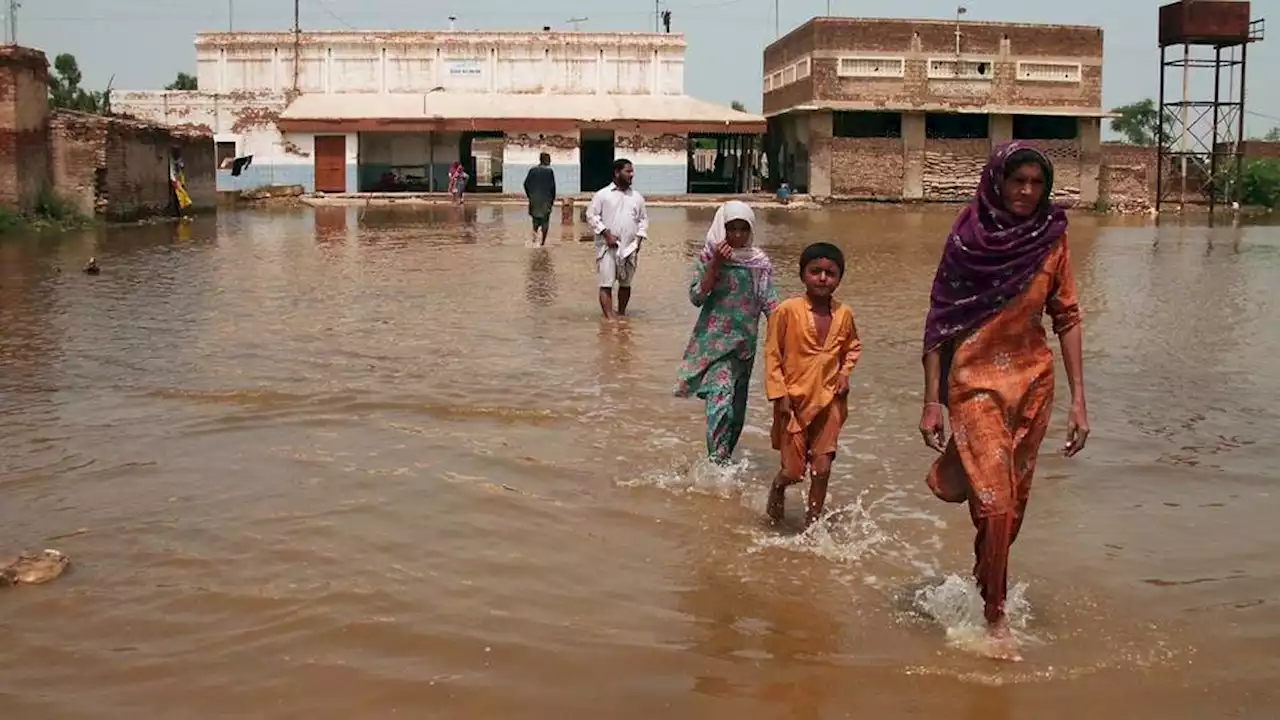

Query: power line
[1245,109,1280,125]
[309,0,356,30]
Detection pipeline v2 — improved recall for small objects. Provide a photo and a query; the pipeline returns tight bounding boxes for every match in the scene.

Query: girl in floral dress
[675,201,780,464]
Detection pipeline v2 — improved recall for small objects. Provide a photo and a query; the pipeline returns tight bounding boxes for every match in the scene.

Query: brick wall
[763,23,816,73]
[764,18,1103,115]
[1,46,216,220]
[48,110,216,220]
[0,46,50,212]
[179,134,217,204]
[1241,141,1280,160]
[48,113,108,216]
[922,139,988,201]
[1099,143,1156,212]
[830,138,904,197]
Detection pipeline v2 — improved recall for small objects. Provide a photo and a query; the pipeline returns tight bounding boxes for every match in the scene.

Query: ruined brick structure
[0,46,51,212]
[763,17,1114,205]
[49,112,215,219]
[0,46,215,220]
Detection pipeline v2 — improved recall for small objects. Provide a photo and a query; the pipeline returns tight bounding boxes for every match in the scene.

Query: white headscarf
[701,200,774,299]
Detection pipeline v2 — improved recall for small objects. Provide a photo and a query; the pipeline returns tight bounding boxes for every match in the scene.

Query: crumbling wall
[0,46,50,212]
[1099,143,1156,213]
[47,113,108,216]
[48,110,215,220]
[503,131,579,195]
[616,129,687,195]
[113,89,290,191]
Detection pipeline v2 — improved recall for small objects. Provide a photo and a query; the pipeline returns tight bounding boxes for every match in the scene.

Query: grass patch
[0,187,94,234]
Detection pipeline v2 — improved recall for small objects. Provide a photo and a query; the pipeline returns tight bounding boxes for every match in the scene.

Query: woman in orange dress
[918,142,1090,661]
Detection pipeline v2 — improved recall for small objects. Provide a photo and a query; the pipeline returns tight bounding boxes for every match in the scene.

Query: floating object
[1,549,70,587]
[83,257,100,275]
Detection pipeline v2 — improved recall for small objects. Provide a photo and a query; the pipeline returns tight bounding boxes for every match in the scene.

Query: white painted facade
[193,31,686,96]
[114,31,762,195]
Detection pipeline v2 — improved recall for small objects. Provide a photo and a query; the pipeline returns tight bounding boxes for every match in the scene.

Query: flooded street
[2,203,1278,718]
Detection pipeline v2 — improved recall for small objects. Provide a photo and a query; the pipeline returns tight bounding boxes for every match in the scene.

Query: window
[925,113,989,139]
[1013,115,1078,140]
[928,58,994,80]
[834,111,903,139]
[216,141,237,170]
[838,56,905,78]
[767,57,810,91]
[1016,61,1082,83]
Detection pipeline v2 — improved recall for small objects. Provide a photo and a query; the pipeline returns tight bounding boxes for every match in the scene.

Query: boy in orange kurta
[765,243,862,526]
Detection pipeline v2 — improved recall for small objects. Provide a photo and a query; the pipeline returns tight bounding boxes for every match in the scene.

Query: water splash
[617,456,751,500]
[745,488,945,581]
[910,574,1038,657]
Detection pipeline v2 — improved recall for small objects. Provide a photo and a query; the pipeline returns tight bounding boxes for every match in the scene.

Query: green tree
[165,72,198,91]
[1241,159,1280,209]
[730,100,746,112]
[1109,99,1162,146]
[47,53,111,114]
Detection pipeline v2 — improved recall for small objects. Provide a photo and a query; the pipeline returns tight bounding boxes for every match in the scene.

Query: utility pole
[292,0,301,92]
[228,0,234,31]
[654,0,660,32]
[8,0,19,44]
[774,0,779,37]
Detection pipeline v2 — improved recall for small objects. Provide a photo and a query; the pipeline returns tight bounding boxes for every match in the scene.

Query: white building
[114,31,766,196]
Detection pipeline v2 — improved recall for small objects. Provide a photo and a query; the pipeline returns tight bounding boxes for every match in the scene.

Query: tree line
[46,53,195,114]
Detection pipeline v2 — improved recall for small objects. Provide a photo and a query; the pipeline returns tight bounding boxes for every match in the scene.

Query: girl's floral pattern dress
[674,255,780,463]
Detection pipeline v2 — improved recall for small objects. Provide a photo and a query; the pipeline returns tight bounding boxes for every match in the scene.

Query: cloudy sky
[18,0,1280,136]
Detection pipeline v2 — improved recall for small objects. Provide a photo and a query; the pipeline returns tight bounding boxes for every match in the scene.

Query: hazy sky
[18,0,1280,137]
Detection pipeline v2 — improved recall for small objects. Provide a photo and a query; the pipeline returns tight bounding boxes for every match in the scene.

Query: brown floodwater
[1,203,1278,718]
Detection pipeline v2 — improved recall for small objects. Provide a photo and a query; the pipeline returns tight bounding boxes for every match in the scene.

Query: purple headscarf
[922,141,1069,354]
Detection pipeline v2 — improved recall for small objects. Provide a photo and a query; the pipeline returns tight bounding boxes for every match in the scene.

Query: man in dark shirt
[523,152,557,246]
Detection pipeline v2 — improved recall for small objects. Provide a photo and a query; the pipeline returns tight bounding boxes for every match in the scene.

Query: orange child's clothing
[765,296,862,479]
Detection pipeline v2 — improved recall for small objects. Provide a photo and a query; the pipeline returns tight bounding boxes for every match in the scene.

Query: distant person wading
[523,153,557,246]
[586,159,649,320]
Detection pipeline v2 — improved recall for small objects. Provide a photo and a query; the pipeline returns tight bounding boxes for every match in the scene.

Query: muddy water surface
[1,204,1278,718]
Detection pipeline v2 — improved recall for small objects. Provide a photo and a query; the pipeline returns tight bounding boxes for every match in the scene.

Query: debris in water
[1,549,71,587]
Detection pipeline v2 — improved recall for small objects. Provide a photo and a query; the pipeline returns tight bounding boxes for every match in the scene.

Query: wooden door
[314,135,347,193]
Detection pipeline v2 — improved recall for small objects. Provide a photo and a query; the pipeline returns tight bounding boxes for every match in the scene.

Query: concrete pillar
[0,46,50,213]
[990,113,1013,147]
[808,110,833,199]
[1078,116,1101,205]
[902,111,925,201]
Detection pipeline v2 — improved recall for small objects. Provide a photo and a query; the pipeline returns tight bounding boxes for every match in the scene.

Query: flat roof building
[116,30,765,195]
[763,16,1107,203]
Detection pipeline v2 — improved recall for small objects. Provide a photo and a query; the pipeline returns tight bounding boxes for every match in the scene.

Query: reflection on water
[0,205,1278,718]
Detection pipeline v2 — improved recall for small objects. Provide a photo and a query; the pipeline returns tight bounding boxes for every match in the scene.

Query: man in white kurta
[586,159,649,319]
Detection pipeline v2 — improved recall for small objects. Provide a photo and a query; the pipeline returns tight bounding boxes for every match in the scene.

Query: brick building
[763,17,1109,203]
[0,45,215,220]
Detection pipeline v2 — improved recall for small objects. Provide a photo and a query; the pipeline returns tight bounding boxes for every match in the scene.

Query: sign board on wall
[446,59,484,77]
